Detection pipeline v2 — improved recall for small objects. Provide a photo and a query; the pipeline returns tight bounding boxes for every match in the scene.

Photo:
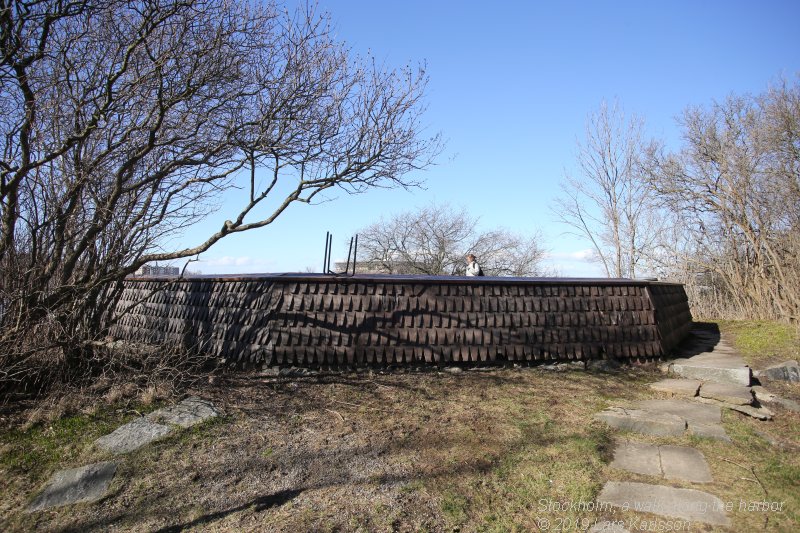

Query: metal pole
[323,231,330,273]
[344,236,354,275]
[352,234,358,276]
[326,233,333,273]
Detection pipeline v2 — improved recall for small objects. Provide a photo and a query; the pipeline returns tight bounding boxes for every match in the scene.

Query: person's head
[466,253,476,263]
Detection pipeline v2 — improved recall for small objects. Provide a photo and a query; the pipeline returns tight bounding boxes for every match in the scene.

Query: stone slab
[27,461,117,512]
[597,481,730,526]
[698,382,754,406]
[659,445,713,483]
[750,385,775,402]
[649,379,701,397]
[728,404,773,420]
[611,441,714,483]
[95,417,173,454]
[670,359,752,386]
[687,422,731,442]
[636,399,721,425]
[610,441,662,476]
[594,408,686,437]
[147,396,220,428]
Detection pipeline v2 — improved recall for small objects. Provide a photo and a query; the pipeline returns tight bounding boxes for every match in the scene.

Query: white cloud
[544,248,596,262]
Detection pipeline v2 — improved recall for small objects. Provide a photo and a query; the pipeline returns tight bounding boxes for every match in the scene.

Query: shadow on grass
[152,488,304,533]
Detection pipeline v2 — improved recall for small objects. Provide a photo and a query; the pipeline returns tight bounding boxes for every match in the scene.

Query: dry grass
[2,322,799,531]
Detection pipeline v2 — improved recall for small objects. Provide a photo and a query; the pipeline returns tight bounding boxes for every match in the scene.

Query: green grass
[0,409,130,484]
[717,319,800,368]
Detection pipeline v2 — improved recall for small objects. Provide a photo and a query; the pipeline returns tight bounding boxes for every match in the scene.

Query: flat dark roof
[126,272,680,286]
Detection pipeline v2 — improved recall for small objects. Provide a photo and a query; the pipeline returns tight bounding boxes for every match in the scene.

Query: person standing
[465,254,484,276]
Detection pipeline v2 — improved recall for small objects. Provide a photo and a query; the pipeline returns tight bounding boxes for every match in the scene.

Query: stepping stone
[635,400,730,441]
[688,422,731,442]
[26,461,117,512]
[147,396,220,428]
[597,481,730,526]
[649,378,701,397]
[699,382,753,405]
[610,441,713,483]
[594,407,686,437]
[669,352,752,386]
[95,417,173,454]
[635,399,721,425]
[610,440,662,476]
[659,445,713,483]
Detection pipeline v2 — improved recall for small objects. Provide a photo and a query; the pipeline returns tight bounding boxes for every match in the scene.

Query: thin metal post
[323,231,330,273]
[352,234,358,275]
[326,233,333,273]
[344,236,354,275]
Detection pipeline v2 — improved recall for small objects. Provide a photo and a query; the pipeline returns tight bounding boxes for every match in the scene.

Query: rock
[687,422,731,442]
[698,382,754,406]
[147,396,220,428]
[594,407,686,437]
[750,385,775,402]
[636,399,721,425]
[95,417,173,454]
[443,367,463,374]
[610,440,662,476]
[728,404,773,420]
[610,440,714,483]
[759,361,800,382]
[27,462,117,512]
[261,366,279,376]
[649,378,701,397]
[597,481,730,526]
[770,397,800,413]
[659,445,713,483]
[669,352,752,386]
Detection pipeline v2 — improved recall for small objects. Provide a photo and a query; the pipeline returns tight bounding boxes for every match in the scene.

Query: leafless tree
[0,0,440,392]
[357,203,547,276]
[553,101,659,278]
[646,78,800,321]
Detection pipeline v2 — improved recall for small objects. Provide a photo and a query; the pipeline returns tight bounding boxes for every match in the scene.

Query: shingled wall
[110,274,692,366]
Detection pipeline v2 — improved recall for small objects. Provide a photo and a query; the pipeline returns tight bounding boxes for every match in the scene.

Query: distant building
[135,264,180,277]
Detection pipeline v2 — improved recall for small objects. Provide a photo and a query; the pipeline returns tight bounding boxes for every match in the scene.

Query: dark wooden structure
[110,274,692,366]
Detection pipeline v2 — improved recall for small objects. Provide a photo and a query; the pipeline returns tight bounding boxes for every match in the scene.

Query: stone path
[593,328,753,528]
[26,396,219,512]
[610,440,713,483]
[597,482,730,526]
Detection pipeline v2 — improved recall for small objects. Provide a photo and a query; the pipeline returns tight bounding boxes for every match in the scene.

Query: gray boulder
[758,361,800,382]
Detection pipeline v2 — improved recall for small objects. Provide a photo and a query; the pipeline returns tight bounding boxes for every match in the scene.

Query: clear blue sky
[175,0,800,276]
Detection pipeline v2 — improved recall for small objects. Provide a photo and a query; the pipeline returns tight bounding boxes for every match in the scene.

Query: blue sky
[175,0,800,276]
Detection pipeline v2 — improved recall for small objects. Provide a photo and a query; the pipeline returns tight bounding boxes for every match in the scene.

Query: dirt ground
[3,359,799,532]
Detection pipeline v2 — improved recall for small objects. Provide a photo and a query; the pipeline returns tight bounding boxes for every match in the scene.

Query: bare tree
[357,203,547,276]
[647,78,800,321]
[553,101,659,278]
[0,0,439,391]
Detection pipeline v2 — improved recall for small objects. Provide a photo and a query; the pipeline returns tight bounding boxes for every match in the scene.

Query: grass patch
[717,319,800,368]
[0,406,141,484]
